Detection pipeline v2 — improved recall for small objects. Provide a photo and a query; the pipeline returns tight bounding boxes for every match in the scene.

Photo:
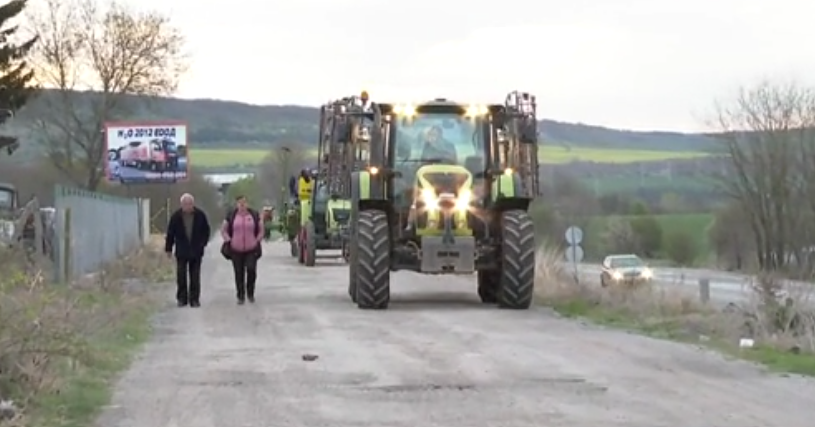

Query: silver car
[600,254,653,287]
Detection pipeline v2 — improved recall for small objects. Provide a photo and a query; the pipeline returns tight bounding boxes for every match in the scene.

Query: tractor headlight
[421,188,437,210]
[455,190,471,211]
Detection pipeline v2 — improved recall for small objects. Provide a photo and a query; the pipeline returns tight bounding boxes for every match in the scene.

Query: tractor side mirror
[519,122,537,144]
[492,111,506,129]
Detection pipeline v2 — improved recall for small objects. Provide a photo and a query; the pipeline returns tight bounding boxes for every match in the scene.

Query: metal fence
[53,185,148,282]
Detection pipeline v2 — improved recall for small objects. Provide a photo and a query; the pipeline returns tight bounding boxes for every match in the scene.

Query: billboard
[104,121,189,184]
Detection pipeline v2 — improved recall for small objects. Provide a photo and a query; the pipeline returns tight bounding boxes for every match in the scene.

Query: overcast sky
[130,0,814,132]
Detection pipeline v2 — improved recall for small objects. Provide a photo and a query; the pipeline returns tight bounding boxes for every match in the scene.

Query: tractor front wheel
[477,270,499,304]
[304,221,316,267]
[496,210,536,309]
[354,210,390,309]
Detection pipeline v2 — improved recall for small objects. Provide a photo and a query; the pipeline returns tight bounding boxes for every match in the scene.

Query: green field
[580,175,718,194]
[192,147,710,168]
[192,149,269,167]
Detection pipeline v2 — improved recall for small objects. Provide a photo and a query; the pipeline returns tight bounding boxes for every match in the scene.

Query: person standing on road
[221,195,263,305]
[165,193,211,307]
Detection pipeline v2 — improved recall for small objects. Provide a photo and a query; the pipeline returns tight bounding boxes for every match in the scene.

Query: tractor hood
[415,164,472,195]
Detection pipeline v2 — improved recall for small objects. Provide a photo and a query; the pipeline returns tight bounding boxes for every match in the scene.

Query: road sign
[565,226,583,245]
[565,245,584,263]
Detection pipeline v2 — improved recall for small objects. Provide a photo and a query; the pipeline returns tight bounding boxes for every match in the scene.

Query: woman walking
[221,195,263,304]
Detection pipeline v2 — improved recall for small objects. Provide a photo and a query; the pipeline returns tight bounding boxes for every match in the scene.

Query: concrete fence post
[139,198,151,244]
[699,278,710,303]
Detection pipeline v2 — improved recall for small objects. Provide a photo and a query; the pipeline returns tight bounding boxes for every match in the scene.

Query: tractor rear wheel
[304,221,316,267]
[497,210,535,309]
[347,237,358,303]
[477,270,499,303]
[297,230,305,264]
[354,210,390,309]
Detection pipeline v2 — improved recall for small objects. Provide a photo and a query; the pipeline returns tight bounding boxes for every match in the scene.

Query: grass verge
[0,236,173,426]
[534,243,815,376]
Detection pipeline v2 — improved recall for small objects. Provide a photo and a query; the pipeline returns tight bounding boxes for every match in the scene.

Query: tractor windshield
[393,112,485,175]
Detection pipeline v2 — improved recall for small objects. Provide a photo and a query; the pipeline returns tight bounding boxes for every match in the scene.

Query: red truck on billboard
[118,138,180,171]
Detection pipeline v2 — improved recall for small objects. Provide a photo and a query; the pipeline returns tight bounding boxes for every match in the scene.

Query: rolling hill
[1,90,718,160]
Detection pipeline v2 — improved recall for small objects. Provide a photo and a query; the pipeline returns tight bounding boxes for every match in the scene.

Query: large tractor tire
[477,270,499,303]
[347,236,358,303]
[297,230,305,264]
[497,210,535,309]
[304,221,316,267]
[354,210,390,309]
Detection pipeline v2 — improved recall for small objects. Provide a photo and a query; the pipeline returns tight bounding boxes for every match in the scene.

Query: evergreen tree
[0,0,36,154]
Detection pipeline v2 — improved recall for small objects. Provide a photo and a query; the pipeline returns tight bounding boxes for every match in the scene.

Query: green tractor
[346,92,540,310]
[294,95,369,266]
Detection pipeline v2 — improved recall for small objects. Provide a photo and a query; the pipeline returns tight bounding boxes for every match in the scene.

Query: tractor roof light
[393,104,416,117]
[465,104,488,116]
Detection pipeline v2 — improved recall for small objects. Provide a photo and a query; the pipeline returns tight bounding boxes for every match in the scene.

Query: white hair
[180,193,194,203]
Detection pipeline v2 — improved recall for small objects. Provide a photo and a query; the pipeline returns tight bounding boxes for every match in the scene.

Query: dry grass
[534,243,815,375]
[0,237,172,426]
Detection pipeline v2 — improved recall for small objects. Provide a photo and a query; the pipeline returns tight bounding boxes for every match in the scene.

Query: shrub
[664,231,697,266]
[0,238,169,424]
[629,215,662,257]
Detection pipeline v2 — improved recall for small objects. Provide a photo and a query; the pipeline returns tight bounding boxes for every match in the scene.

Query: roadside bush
[663,231,697,266]
[534,244,815,374]
[602,217,639,254]
[0,238,169,425]
[629,215,662,257]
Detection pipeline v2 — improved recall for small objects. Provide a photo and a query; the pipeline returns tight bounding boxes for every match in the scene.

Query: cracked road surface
[98,241,815,427]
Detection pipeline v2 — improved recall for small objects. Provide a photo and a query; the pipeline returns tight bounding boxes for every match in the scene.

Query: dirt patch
[0,235,172,426]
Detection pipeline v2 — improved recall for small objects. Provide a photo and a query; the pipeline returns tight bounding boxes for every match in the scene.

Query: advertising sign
[104,120,189,184]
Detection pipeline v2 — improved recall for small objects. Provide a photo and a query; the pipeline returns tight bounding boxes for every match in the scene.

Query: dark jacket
[165,207,211,259]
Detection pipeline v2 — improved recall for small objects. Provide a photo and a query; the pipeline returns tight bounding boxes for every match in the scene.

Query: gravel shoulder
[97,241,815,427]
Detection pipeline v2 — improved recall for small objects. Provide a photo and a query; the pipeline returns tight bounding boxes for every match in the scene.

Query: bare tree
[27,0,188,190]
[258,145,312,208]
[712,80,815,272]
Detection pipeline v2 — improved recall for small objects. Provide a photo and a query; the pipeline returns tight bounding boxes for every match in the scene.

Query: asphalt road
[573,263,814,306]
[97,241,814,427]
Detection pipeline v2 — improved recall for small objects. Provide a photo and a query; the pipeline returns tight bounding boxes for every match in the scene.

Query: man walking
[165,193,211,307]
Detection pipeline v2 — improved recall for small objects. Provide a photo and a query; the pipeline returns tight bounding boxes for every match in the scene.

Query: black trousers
[231,251,258,299]
[176,256,202,303]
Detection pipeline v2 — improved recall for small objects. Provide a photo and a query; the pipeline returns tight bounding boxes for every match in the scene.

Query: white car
[600,254,653,287]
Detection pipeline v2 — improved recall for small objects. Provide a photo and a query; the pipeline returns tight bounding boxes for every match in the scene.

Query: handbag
[220,241,232,260]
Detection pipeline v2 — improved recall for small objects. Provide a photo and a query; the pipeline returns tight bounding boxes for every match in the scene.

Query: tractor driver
[420,125,457,164]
